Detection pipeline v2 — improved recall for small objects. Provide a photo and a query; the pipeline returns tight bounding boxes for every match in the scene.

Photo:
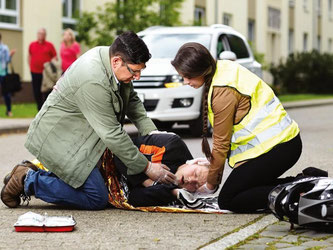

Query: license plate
[138,93,145,102]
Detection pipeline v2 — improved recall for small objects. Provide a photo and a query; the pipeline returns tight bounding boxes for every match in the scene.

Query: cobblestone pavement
[233,220,333,249]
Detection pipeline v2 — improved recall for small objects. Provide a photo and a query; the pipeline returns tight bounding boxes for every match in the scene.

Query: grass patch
[278,94,333,102]
[0,103,38,118]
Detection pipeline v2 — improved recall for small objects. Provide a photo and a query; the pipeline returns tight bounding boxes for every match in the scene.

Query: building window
[317,35,321,51]
[62,0,81,30]
[317,0,322,16]
[288,29,294,54]
[329,38,332,52]
[303,33,308,51]
[194,6,205,26]
[303,0,308,12]
[248,19,255,43]
[329,0,333,20]
[223,13,232,26]
[289,0,295,7]
[268,7,281,29]
[0,0,20,29]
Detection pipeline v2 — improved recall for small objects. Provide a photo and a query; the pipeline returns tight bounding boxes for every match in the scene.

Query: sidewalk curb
[201,215,278,249]
[0,127,28,136]
[1,99,333,136]
[282,98,333,109]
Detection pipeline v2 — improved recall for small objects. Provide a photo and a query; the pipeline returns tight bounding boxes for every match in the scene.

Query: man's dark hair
[110,31,151,64]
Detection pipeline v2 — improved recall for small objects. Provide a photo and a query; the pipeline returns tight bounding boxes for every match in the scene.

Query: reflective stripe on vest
[208,60,299,167]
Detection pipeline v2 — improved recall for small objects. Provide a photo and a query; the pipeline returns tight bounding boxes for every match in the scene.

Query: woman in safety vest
[171,42,302,212]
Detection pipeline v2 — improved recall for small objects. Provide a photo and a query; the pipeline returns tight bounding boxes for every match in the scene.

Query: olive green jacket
[25,46,156,188]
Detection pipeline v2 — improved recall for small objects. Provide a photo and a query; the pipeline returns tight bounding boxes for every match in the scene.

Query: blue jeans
[24,167,109,210]
[0,75,11,113]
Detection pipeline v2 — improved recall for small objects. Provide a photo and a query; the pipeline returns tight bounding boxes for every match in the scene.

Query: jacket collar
[99,46,118,91]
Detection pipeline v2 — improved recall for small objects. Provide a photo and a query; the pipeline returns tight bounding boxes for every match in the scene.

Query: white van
[134,25,262,136]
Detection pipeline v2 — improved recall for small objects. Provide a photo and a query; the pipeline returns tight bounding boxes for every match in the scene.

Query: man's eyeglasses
[124,62,144,76]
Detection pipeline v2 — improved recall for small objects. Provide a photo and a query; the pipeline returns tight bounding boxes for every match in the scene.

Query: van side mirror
[219,51,237,61]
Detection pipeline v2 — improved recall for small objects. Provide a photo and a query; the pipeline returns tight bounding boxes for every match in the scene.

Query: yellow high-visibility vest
[208,60,300,167]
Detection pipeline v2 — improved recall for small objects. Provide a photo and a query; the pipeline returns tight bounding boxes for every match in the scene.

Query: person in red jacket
[28,28,57,110]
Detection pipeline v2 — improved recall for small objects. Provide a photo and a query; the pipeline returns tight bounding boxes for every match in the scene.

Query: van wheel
[154,121,174,130]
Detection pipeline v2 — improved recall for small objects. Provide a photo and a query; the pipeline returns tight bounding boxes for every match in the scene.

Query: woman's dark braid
[201,79,212,161]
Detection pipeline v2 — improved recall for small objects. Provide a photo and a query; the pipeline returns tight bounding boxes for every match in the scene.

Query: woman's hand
[10,49,16,57]
[195,182,217,195]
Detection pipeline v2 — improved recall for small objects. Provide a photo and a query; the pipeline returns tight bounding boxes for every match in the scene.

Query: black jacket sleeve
[128,184,177,207]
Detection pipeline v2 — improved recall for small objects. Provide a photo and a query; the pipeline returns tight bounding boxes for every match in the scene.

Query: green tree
[76,0,184,47]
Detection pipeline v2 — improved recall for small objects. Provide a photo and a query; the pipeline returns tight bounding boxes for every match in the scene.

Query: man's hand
[195,182,217,196]
[145,162,177,185]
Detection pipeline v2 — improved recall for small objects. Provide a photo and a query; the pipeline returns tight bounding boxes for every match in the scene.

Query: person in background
[28,28,57,110]
[60,28,80,73]
[0,33,16,117]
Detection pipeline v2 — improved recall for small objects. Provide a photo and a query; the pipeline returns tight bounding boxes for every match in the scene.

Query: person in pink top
[60,28,80,72]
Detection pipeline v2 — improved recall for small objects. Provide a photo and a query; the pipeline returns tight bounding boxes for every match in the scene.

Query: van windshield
[141,34,211,58]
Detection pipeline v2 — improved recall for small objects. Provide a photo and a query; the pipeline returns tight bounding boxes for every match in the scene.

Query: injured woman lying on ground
[101,133,224,212]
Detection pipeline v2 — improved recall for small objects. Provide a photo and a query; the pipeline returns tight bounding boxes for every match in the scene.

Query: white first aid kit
[14,212,76,232]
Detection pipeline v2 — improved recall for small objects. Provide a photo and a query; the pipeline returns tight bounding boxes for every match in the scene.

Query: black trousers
[31,72,44,110]
[218,134,302,213]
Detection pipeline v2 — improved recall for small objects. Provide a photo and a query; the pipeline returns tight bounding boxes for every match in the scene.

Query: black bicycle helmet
[268,177,333,228]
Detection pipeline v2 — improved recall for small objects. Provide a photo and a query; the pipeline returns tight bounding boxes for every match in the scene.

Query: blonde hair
[63,28,76,45]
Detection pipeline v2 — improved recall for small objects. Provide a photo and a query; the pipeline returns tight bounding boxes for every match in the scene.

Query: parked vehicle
[134,24,262,136]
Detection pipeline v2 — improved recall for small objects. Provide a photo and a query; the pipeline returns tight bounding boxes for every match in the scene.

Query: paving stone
[299,230,333,239]
[274,242,294,248]
[277,247,306,250]
[291,228,310,235]
[280,235,300,243]
[237,244,267,250]
[248,237,275,245]
[328,238,333,244]
[264,224,289,231]
[301,240,329,248]
[260,229,288,238]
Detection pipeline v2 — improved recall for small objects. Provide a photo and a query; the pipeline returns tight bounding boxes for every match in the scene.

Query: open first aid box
[14,212,76,232]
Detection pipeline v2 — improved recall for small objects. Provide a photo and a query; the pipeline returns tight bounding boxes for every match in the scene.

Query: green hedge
[270,50,333,94]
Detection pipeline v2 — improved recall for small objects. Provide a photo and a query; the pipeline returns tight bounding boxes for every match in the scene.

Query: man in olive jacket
[1,31,176,210]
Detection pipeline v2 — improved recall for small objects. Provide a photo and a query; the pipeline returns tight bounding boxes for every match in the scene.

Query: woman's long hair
[171,42,216,160]
[62,28,76,46]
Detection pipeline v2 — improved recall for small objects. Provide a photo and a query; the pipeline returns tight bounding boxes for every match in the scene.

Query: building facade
[187,0,333,66]
[0,0,332,83]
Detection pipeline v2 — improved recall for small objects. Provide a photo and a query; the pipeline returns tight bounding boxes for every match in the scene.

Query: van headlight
[164,75,184,88]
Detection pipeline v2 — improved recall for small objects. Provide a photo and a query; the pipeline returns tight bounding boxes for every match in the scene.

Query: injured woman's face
[175,164,209,192]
